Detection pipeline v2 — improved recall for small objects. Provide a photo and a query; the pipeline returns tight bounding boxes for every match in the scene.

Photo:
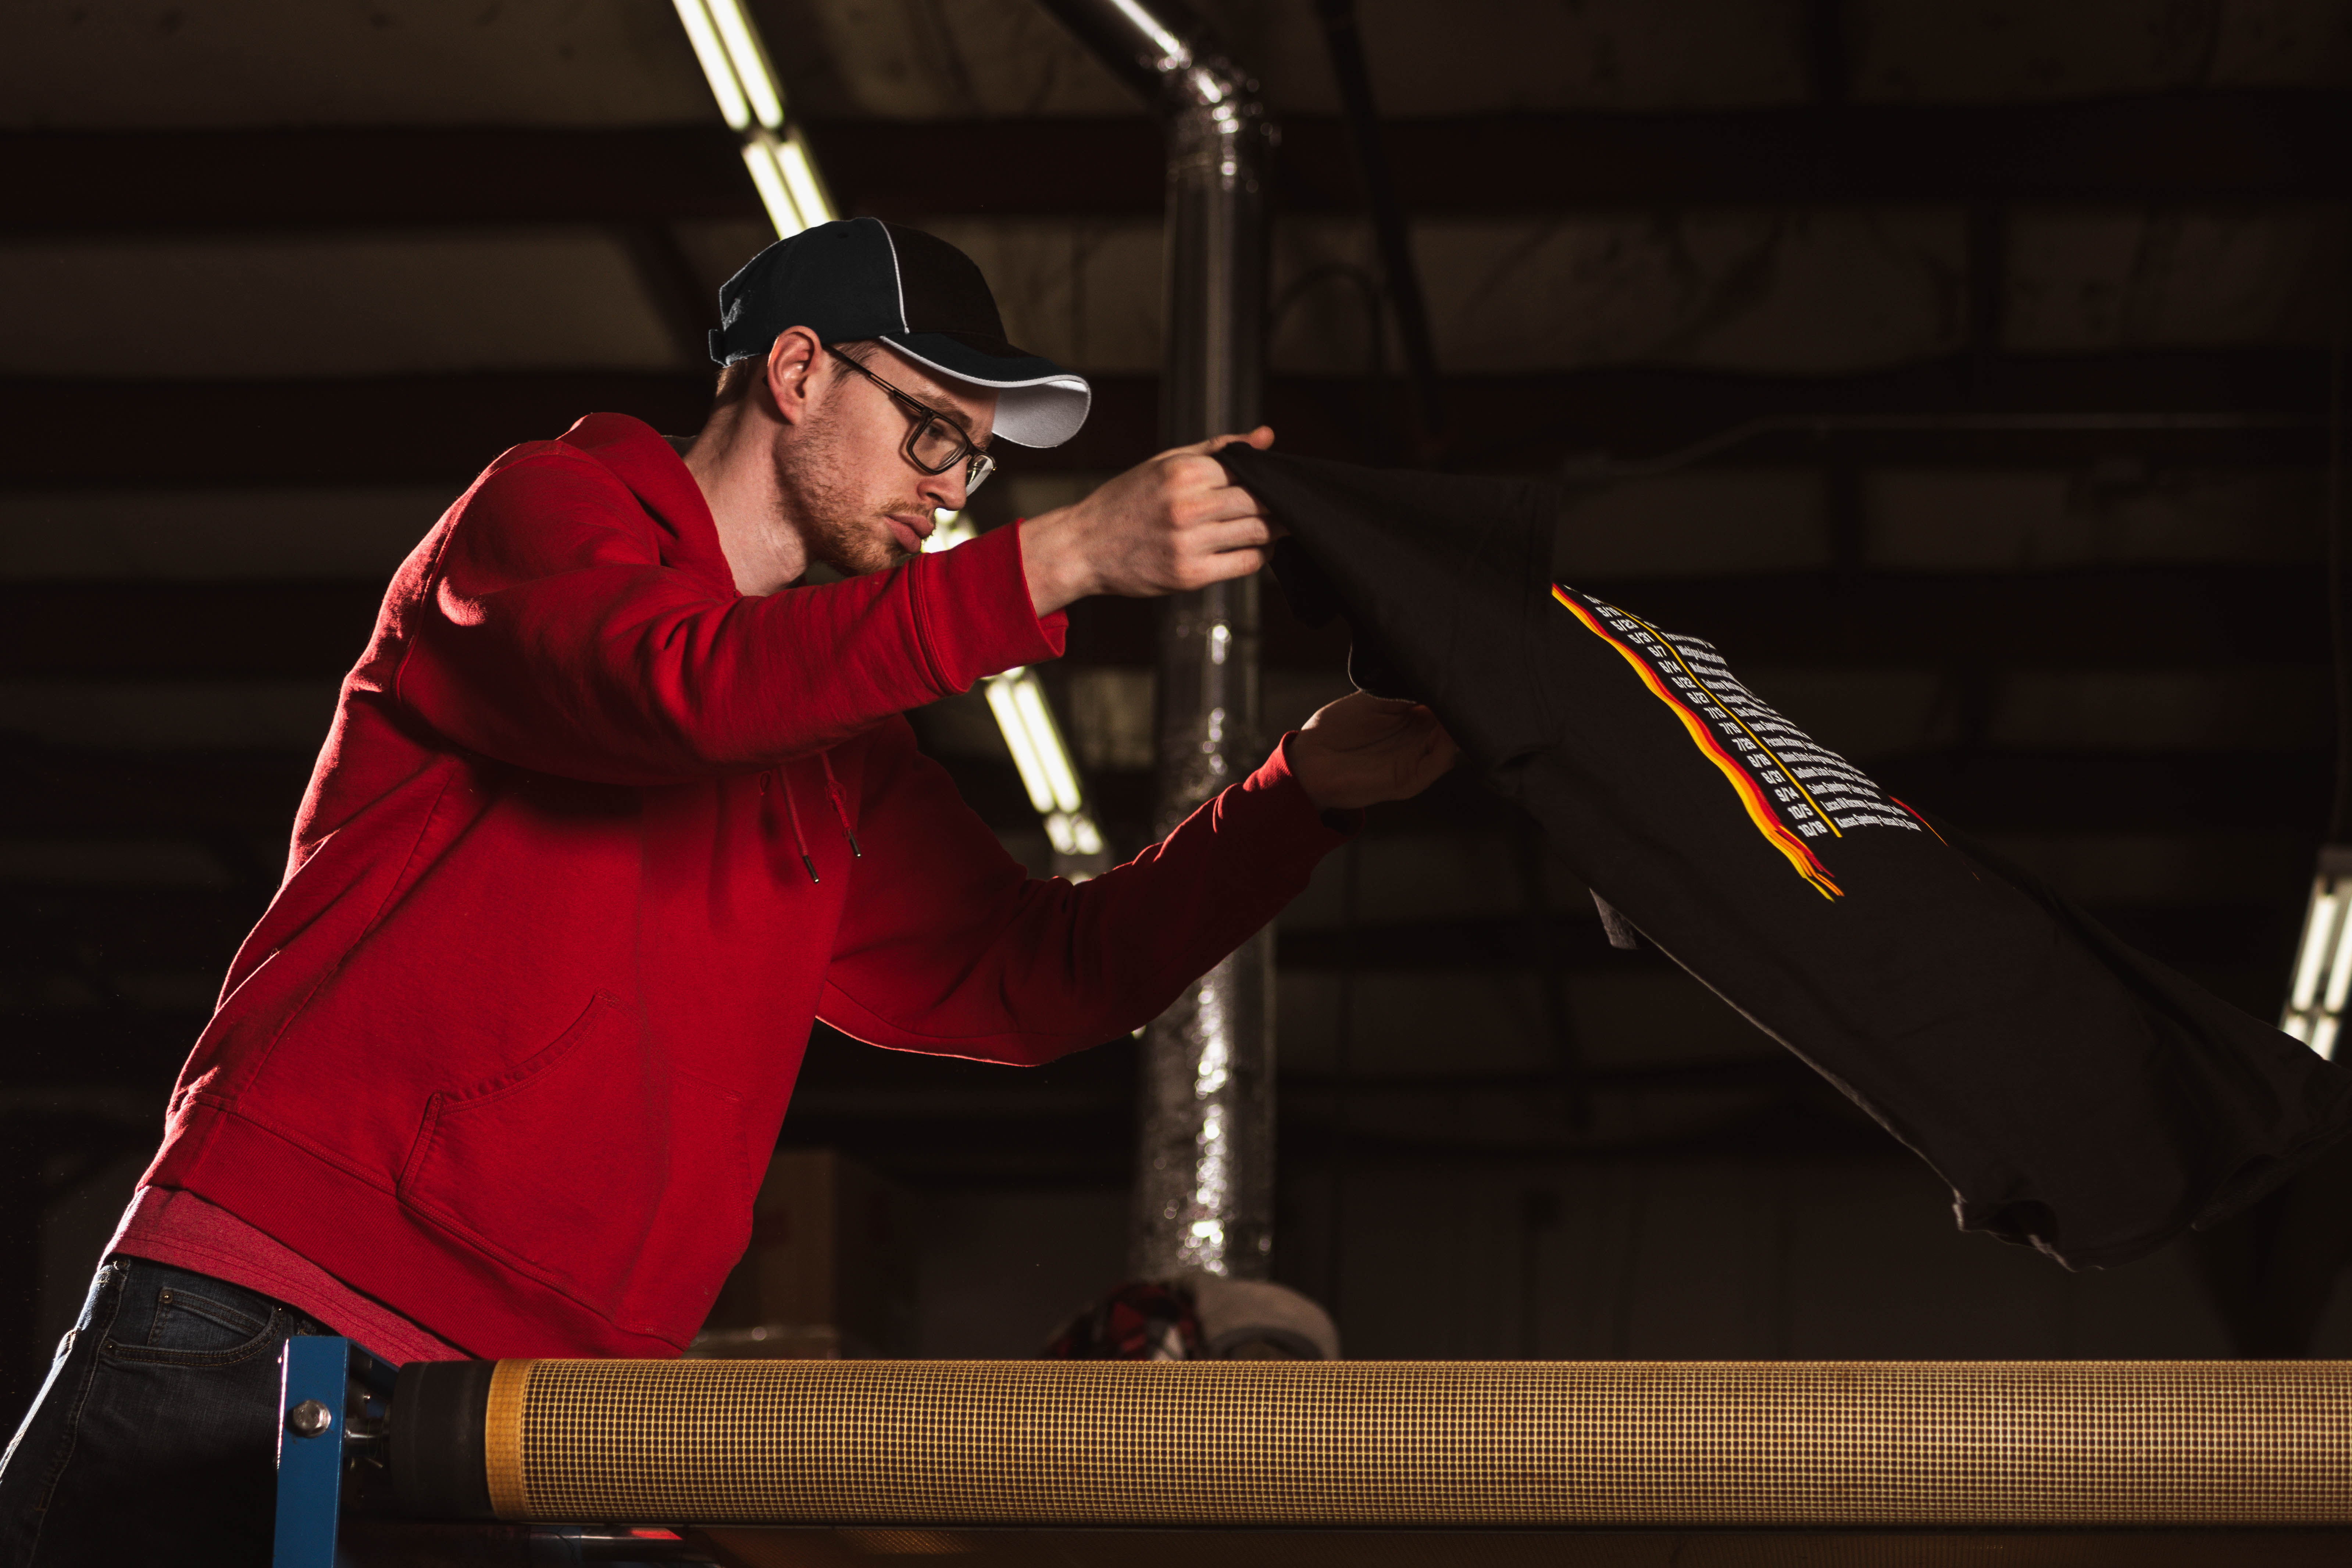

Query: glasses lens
[907,415,968,475]
[964,452,995,496]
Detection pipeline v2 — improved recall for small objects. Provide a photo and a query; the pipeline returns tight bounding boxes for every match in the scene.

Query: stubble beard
[774,416,918,579]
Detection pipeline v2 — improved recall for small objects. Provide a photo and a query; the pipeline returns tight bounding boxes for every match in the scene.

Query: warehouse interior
[4,0,2350,1426]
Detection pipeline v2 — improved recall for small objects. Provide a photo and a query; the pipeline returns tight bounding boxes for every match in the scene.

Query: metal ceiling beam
[1,127,759,233]
[0,875,2309,1023]
[1272,897,2310,976]
[0,353,2327,484]
[1521,566,2334,671]
[837,92,2352,210]
[0,565,2330,678]
[1310,0,1444,448]
[6,93,2346,233]
[0,737,2331,853]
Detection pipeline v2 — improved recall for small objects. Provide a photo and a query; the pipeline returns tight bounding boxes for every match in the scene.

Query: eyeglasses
[826,345,997,497]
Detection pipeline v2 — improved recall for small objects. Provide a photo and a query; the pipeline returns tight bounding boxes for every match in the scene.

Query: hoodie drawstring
[765,758,859,884]
[819,753,863,860]
[767,767,820,883]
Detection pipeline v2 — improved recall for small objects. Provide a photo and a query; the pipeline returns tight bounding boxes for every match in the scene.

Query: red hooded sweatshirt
[139,414,1350,1359]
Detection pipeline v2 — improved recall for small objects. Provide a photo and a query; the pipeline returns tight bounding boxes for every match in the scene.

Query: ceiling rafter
[0,352,2327,485]
[0,564,2328,679]
[5,92,2345,235]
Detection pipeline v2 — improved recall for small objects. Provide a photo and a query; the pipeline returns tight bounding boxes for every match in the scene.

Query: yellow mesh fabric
[484,1358,535,1518]
[495,1360,2352,1527]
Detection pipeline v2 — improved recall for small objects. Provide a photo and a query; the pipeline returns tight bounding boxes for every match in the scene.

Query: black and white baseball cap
[709,217,1091,449]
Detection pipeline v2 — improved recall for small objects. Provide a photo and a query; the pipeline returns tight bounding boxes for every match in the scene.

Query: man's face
[777,347,998,577]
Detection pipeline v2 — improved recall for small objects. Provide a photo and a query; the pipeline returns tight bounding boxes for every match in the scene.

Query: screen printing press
[275,1336,2352,1566]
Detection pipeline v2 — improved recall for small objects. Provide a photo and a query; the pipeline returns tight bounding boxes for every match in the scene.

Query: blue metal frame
[269,1343,629,1567]
[271,1335,351,1568]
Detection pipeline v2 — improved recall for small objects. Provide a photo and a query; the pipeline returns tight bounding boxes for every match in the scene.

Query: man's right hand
[1016,427,1278,617]
[1290,693,1459,811]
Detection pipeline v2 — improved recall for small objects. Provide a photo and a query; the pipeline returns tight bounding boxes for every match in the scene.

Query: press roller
[385,1357,2352,1529]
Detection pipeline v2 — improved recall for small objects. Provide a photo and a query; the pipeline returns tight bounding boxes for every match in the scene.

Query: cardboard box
[691,1147,914,1358]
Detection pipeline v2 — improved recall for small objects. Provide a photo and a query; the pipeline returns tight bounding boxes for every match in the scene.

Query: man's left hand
[1288,693,1460,812]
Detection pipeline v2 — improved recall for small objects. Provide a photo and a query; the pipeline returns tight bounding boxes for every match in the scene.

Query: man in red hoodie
[0,222,1454,1562]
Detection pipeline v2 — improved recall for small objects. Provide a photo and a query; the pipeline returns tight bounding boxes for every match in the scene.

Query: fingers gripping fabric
[481,1359,2352,1527]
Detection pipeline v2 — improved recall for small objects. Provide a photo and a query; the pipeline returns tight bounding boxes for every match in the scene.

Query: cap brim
[882,332,1091,449]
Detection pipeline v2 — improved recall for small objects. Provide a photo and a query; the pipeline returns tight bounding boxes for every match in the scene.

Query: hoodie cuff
[1243,732,1364,843]
[911,519,1067,692]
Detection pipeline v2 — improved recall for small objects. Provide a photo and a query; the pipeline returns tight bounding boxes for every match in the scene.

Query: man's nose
[918,464,968,514]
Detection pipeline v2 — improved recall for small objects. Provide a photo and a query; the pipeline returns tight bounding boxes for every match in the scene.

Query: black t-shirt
[1223,444,2352,1269]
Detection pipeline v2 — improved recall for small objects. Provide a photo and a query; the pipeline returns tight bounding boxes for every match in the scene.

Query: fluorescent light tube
[672,0,751,130]
[978,666,1100,868]
[1042,811,1107,859]
[2323,901,2352,1017]
[1107,0,1188,63]
[986,674,1057,815]
[705,0,785,128]
[2290,885,2337,1011]
[1045,813,1104,881]
[776,135,835,225]
[924,511,976,553]
[740,138,806,238]
[1012,677,1085,813]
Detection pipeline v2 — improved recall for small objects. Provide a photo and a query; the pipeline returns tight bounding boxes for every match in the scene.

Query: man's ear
[763,327,825,427]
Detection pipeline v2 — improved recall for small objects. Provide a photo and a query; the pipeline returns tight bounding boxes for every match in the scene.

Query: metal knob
[285,1399,334,1439]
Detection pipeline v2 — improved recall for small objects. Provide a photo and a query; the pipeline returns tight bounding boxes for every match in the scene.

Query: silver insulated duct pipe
[1033,0,1278,1280]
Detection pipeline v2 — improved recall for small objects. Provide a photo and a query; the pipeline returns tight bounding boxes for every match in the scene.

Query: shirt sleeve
[388,451,1063,785]
[818,719,1359,1064]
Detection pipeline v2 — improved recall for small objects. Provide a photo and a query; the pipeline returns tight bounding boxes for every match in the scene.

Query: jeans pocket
[106,1280,287,1369]
[146,1286,268,1351]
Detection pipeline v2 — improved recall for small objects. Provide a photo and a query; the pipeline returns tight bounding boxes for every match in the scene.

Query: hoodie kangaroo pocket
[399,992,752,1339]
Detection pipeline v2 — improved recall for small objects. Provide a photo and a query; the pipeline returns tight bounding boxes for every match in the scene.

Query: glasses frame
[825,345,997,497]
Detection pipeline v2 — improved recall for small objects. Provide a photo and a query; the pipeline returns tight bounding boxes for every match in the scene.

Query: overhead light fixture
[738,138,799,236]
[985,666,1106,867]
[2281,849,2352,1058]
[738,131,837,239]
[931,515,1109,873]
[774,137,834,227]
[673,0,829,239]
[1106,0,1190,65]
[1011,677,1085,816]
[700,0,785,128]
[737,135,804,237]
[671,0,750,129]
[923,511,978,553]
[993,682,1106,861]
[985,671,1056,815]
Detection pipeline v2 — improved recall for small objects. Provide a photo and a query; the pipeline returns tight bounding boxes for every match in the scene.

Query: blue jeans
[0,1255,329,1567]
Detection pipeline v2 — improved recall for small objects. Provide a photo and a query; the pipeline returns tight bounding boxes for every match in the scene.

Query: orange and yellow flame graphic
[1554,585,1843,900]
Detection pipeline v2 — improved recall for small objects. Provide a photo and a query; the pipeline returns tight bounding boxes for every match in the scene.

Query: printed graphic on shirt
[1553,585,1919,900]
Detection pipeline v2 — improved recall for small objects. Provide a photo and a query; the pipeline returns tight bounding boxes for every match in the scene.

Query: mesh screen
[694,1526,2352,1568]
[490,1359,2352,1527]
